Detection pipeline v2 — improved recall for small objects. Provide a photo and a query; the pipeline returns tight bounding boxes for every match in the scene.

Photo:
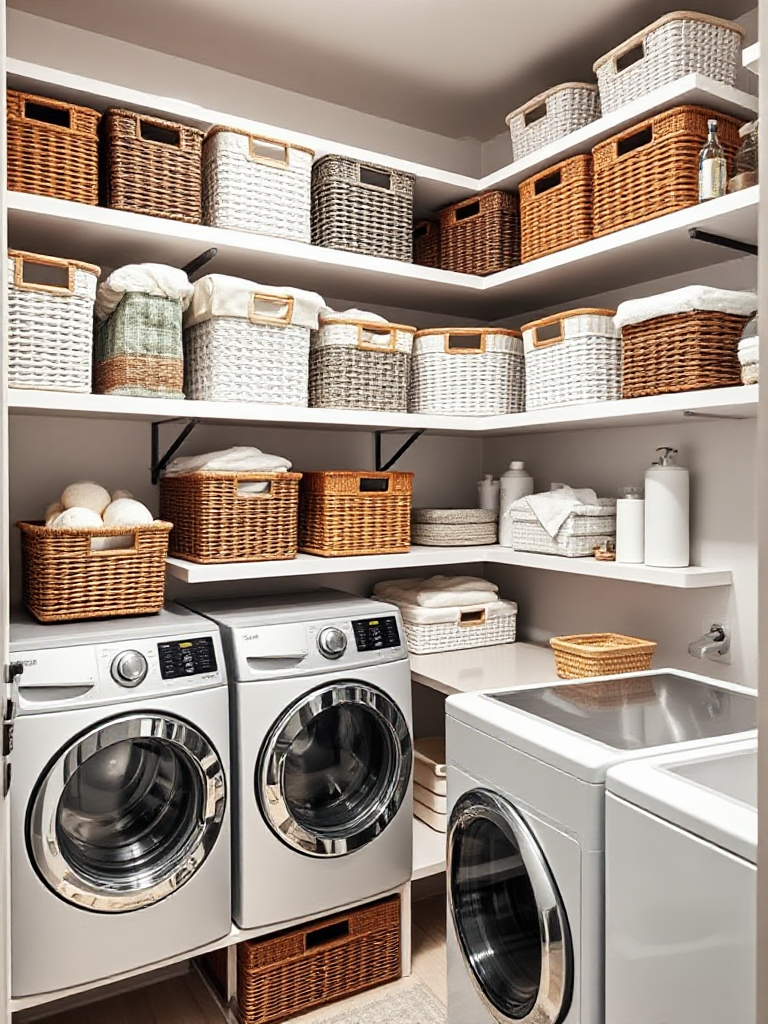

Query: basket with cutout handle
[519,153,593,263]
[439,190,520,276]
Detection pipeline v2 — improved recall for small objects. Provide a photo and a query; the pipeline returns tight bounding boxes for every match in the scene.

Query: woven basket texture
[203,129,313,241]
[403,611,516,655]
[523,308,621,410]
[412,508,497,525]
[312,155,414,261]
[200,949,229,1000]
[7,90,100,205]
[160,472,301,563]
[592,105,742,237]
[8,250,99,393]
[410,329,525,416]
[94,293,185,398]
[550,632,657,678]
[742,363,759,385]
[237,896,400,1024]
[413,220,441,268]
[411,522,497,546]
[594,12,744,114]
[621,309,748,398]
[298,471,412,557]
[506,83,601,161]
[439,191,520,275]
[520,154,593,263]
[184,319,310,405]
[511,506,616,557]
[309,319,415,412]
[18,521,171,622]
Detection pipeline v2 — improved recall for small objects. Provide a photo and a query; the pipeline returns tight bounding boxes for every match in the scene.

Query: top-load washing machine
[9,605,231,1000]
[445,668,756,1024]
[186,590,413,932]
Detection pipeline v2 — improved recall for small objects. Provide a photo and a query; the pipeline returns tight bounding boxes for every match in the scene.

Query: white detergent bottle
[644,447,690,567]
[478,474,500,513]
[499,461,534,547]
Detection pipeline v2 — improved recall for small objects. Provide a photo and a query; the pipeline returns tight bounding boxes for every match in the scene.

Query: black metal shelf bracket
[688,227,757,257]
[374,429,425,472]
[151,418,201,484]
[683,410,749,421]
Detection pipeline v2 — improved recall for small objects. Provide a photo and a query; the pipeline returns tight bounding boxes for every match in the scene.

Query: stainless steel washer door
[448,789,573,1024]
[28,713,226,913]
[258,681,412,857]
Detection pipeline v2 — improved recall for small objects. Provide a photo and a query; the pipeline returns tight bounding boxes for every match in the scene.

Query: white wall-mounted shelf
[412,818,445,881]
[743,42,760,75]
[410,641,557,697]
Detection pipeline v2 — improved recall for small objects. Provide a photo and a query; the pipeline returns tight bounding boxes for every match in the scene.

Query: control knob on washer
[317,627,347,659]
[111,650,148,687]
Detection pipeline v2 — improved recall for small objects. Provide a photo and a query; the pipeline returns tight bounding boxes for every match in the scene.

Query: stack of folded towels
[412,736,447,833]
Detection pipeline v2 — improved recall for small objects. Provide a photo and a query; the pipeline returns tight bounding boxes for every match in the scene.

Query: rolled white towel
[61,482,112,516]
[103,499,154,527]
[111,488,134,501]
[164,445,292,476]
[95,263,195,321]
[51,507,104,529]
[44,501,64,526]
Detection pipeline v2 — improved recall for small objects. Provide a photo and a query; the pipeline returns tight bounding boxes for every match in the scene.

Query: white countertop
[409,641,558,696]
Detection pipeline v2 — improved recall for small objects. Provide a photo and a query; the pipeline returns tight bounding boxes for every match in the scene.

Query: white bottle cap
[510,461,525,470]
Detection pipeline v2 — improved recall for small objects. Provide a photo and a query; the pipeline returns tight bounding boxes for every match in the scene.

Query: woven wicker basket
[520,154,593,263]
[199,948,229,1001]
[550,633,657,679]
[312,155,414,261]
[160,472,302,564]
[18,521,172,623]
[522,308,621,410]
[203,128,313,241]
[298,471,412,557]
[8,249,100,393]
[94,293,185,398]
[593,12,745,114]
[506,83,601,161]
[402,601,517,655]
[511,500,616,557]
[237,896,400,1024]
[410,328,525,416]
[439,191,520,276]
[413,220,441,268]
[7,90,100,205]
[592,105,742,237]
[410,508,498,546]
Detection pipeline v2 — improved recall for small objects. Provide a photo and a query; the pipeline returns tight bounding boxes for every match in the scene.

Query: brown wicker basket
[592,105,742,237]
[550,632,657,679]
[200,948,230,1001]
[519,154,593,263]
[413,220,441,268]
[298,471,412,557]
[160,472,302,564]
[439,191,520,276]
[103,108,204,223]
[7,90,100,205]
[621,310,748,398]
[18,521,172,623]
[237,896,401,1024]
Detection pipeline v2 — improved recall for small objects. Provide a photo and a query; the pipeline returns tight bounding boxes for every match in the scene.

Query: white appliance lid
[182,589,398,628]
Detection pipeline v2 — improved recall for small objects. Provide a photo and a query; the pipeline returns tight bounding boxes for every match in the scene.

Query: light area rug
[304,981,446,1024]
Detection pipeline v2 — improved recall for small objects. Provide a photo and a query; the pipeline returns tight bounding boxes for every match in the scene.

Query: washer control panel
[158,636,218,679]
[352,616,401,652]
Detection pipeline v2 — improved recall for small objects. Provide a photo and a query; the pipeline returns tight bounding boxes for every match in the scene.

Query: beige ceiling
[9,0,753,139]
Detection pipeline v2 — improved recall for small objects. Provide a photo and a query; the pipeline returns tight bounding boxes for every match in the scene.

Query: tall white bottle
[499,461,534,547]
[644,447,690,568]
[478,474,500,512]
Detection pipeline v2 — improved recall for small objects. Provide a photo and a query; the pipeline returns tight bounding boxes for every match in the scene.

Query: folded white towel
[185,275,325,330]
[374,575,498,609]
[513,487,600,538]
[164,445,292,476]
[320,307,388,324]
[95,263,195,321]
[614,286,758,330]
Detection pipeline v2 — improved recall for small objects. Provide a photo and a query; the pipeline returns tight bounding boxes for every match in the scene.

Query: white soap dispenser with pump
[644,447,690,568]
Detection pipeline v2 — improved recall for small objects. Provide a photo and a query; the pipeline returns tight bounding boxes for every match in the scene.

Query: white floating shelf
[410,641,557,697]
[743,42,760,75]
[412,818,446,881]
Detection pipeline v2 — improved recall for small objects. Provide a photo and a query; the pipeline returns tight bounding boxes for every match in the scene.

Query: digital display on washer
[158,636,217,679]
[352,616,400,651]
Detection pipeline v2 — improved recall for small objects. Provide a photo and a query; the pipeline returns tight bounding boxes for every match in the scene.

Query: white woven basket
[738,336,759,385]
[511,501,616,557]
[410,328,525,416]
[7,250,99,393]
[593,12,744,114]
[522,308,621,411]
[402,600,518,655]
[506,83,601,161]
[202,128,314,242]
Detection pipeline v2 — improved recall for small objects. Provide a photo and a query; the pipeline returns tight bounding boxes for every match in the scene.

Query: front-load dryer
[445,669,756,1024]
[186,590,413,932]
[10,605,231,999]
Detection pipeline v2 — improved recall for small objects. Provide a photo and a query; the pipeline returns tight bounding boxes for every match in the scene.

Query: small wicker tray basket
[550,632,657,679]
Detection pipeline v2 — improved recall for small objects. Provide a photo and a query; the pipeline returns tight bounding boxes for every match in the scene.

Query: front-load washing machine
[445,668,756,1024]
[186,591,412,932]
[605,738,757,1024]
[10,604,231,999]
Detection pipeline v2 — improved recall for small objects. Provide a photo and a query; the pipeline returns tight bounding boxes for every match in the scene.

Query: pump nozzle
[655,447,678,466]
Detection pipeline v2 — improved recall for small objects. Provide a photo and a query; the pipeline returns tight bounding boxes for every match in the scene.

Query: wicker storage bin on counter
[439,191,520,275]
[510,499,616,557]
[238,896,401,1024]
[299,471,412,557]
[7,90,100,205]
[103,109,204,223]
[519,154,592,263]
[309,317,416,413]
[413,220,441,268]
[522,308,621,410]
[411,508,498,546]
[18,521,172,622]
[410,328,524,416]
[506,83,601,161]
[593,12,744,114]
[550,633,658,679]
[592,106,742,237]
[312,155,414,261]
[160,472,302,564]
[203,129,313,241]
[8,249,99,393]
[401,599,517,655]
[94,293,185,398]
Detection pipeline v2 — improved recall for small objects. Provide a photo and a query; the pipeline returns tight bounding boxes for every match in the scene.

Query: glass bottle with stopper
[698,119,727,202]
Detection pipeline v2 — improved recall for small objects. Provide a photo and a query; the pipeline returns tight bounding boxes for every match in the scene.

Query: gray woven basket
[412,521,498,546]
[94,292,185,398]
[311,155,415,262]
[506,83,601,161]
[412,508,497,525]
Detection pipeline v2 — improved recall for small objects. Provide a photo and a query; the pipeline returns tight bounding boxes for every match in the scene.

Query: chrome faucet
[688,623,730,661]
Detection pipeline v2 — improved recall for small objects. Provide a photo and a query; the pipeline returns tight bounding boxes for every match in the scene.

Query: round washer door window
[449,789,572,1024]
[258,682,412,857]
[27,713,226,913]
